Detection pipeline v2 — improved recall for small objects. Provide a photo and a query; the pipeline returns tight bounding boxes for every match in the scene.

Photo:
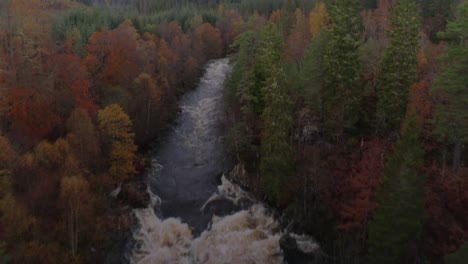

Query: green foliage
[368,112,427,264]
[226,30,264,117]
[258,24,294,204]
[278,0,296,36]
[432,2,468,174]
[445,241,468,264]
[322,0,362,138]
[0,242,11,264]
[421,0,455,41]
[433,2,468,144]
[299,29,329,112]
[376,0,420,131]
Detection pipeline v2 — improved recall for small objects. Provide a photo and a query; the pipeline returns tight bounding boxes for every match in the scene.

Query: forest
[0,0,467,263]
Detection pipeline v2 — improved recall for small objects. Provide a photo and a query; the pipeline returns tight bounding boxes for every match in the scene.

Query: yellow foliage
[98,104,137,184]
[98,104,134,141]
[0,173,36,243]
[0,134,16,170]
[309,1,329,37]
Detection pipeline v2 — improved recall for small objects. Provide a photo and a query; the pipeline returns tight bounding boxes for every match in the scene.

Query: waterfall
[129,59,320,263]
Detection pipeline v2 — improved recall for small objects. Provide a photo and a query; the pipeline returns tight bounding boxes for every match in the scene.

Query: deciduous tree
[98,104,137,184]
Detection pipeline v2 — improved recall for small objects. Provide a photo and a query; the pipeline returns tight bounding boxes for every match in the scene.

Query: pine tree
[368,112,427,263]
[432,2,468,175]
[376,0,420,131]
[300,29,329,114]
[322,0,362,138]
[258,24,294,204]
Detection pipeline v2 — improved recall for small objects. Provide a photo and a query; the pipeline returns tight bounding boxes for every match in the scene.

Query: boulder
[280,233,323,264]
[126,182,150,209]
[227,163,250,189]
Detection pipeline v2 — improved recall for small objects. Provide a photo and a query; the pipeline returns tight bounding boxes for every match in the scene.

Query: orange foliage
[426,165,468,258]
[286,10,311,61]
[85,20,140,91]
[407,74,435,127]
[194,23,224,61]
[269,10,282,23]
[71,79,97,116]
[335,139,387,230]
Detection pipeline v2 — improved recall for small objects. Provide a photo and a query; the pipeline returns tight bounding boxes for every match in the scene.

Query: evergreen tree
[322,0,362,138]
[279,0,296,36]
[368,112,427,263]
[376,0,419,131]
[432,2,468,175]
[299,29,329,114]
[233,31,264,118]
[258,24,294,204]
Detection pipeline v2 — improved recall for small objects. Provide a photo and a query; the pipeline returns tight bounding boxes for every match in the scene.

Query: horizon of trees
[0,0,466,263]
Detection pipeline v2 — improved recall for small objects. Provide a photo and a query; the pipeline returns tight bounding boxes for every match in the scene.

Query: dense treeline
[0,0,245,262]
[224,0,467,263]
[0,0,466,263]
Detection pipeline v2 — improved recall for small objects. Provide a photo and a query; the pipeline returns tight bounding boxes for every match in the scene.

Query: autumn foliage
[335,139,387,230]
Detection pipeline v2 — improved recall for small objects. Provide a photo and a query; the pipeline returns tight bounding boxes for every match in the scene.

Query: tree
[66,108,100,168]
[322,0,362,138]
[368,112,427,263]
[278,0,295,36]
[98,104,137,184]
[285,10,311,62]
[0,172,36,246]
[60,175,93,257]
[193,23,223,62]
[258,24,294,204]
[432,2,468,175]
[309,1,329,37]
[335,139,386,230]
[84,20,140,99]
[376,0,420,131]
[299,29,329,113]
[0,134,16,170]
[360,0,394,89]
[7,88,60,147]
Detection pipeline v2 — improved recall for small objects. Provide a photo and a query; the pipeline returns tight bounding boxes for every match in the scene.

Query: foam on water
[129,59,319,263]
[131,178,284,264]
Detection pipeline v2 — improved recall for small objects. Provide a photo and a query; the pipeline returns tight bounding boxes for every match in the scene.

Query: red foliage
[71,79,97,116]
[193,23,224,61]
[334,138,387,230]
[408,73,434,125]
[8,88,60,147]
[84,20,140,91]
[285,11,311,61]
[426,165,468,258]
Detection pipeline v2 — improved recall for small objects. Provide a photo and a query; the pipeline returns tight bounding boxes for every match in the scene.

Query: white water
[130,59,319,263]
[131,178,283,264]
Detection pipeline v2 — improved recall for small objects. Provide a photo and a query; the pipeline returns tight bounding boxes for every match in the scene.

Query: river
[129,59,319,264]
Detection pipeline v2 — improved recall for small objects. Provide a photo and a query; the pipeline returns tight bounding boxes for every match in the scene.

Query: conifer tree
[376,0,419,131]
[258,24,294,204]
[322,0,362,138]
[368,112,427,263]
[432,2,468,175]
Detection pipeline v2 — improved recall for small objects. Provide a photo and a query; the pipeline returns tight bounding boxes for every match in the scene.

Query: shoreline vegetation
[0,0,467,263]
